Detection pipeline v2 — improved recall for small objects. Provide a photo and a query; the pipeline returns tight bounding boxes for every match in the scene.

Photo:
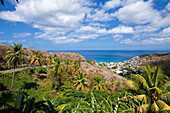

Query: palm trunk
[53,75,59,93]
[9,67,15,91]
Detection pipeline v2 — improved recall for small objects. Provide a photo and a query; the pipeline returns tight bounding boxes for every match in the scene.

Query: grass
[0,67,59,104]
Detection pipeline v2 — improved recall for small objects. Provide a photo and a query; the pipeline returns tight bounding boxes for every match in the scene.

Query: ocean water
[48,50,170,62]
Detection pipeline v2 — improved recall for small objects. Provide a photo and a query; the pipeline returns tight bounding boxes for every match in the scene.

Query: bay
[48,50,170,62]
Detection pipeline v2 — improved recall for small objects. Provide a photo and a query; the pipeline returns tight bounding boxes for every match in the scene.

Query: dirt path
[0,66,47,73]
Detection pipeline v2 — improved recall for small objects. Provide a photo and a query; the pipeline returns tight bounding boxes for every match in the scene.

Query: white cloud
[103,0,121,9]
[0,40,11,43]
[0,0,93,43]
[120,39,139,45]
[0,0,169,46]
[120,36,170,45]
[114,1,160,24]
[166,3,170,11]
[113,34,123,41]
[108,26,134,34]
[141,37,170,45]
[162,27,170,34]
[0,32,4,34]
[97,28,108,34]
[13,33,31,38]
[76,26,98,33]
[87,9,114,21]
[79,34,98,39]
[135,25,159,33]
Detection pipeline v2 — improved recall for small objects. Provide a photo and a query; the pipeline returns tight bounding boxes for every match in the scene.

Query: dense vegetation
[0,43,170,113]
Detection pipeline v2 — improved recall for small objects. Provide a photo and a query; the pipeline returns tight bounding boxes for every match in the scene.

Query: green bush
[86,59,92,64]
[22,67,35,76]
[37,67,47,74]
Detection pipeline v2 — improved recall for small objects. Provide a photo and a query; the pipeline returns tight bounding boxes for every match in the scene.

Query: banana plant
[43,93,69,113]
[0,90,51,113]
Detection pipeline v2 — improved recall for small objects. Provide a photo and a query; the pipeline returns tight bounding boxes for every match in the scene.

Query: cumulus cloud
[87,9,115,21]
[134,25,159,33]
[141,37,170,45]
[162,27,170,34]
[114,1,160,24]
[103,0,122,9]
[108,26,134,34]
[166,3,170,11]
[113,34,123,41]
[120,39,139,45]
[0,0,93,43]
[0,0,170,46]
[13,33,31,38]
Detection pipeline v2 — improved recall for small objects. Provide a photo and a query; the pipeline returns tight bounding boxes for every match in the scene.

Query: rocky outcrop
[140,58,170,77]
[139,53,170,77]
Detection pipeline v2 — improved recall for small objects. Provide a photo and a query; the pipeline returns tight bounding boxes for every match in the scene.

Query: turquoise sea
[49,50,170,62]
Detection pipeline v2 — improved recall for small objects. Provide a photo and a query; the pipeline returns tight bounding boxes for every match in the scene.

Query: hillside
[139,53,170,76]
[0,44,169,112]
[0,44,126,88]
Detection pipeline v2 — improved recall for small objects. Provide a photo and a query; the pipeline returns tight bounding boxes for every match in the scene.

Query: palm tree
[50,57,65,93]
[30,51,43,76]
[127,65,170,112]
[6,43,26,91]
[46,55,53,66]
[91,75,106,91]
[73,72,89,91]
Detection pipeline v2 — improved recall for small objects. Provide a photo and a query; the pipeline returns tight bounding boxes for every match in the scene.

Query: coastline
[49,50,170,63]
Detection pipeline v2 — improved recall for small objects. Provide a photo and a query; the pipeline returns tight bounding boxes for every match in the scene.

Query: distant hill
[139,53,170,77]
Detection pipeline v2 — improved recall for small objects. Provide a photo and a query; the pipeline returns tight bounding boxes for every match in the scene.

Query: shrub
[23,67,35,75]
[86,59,92,64]
[37,67,47,74]
[0,65,8,70]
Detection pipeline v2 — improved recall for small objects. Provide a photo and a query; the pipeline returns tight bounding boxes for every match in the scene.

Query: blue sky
[0,0,170,50]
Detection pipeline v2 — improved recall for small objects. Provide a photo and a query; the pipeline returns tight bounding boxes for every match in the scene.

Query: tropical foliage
[30,51,43,67]
[91,75,106,91]
[49,57,65,92]
[73,72,89,91]
[5,43,26,91]
[1,43,170,113]
[127,65,170,112]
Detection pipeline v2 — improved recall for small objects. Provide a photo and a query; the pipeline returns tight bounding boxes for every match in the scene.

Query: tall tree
[6,43,26,91]
[30,51,43,77]
[50,57,65,93]
[127,65,170,112]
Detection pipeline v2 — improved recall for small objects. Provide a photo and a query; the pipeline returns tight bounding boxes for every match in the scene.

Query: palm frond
[127,80,139,93]
[160,93,170,105]
[161,81,170,92]
[150,101,159,113]
[132,74,149,91]
[137,104,149,113]
[156,100,170,110]
[153,65,162,87]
